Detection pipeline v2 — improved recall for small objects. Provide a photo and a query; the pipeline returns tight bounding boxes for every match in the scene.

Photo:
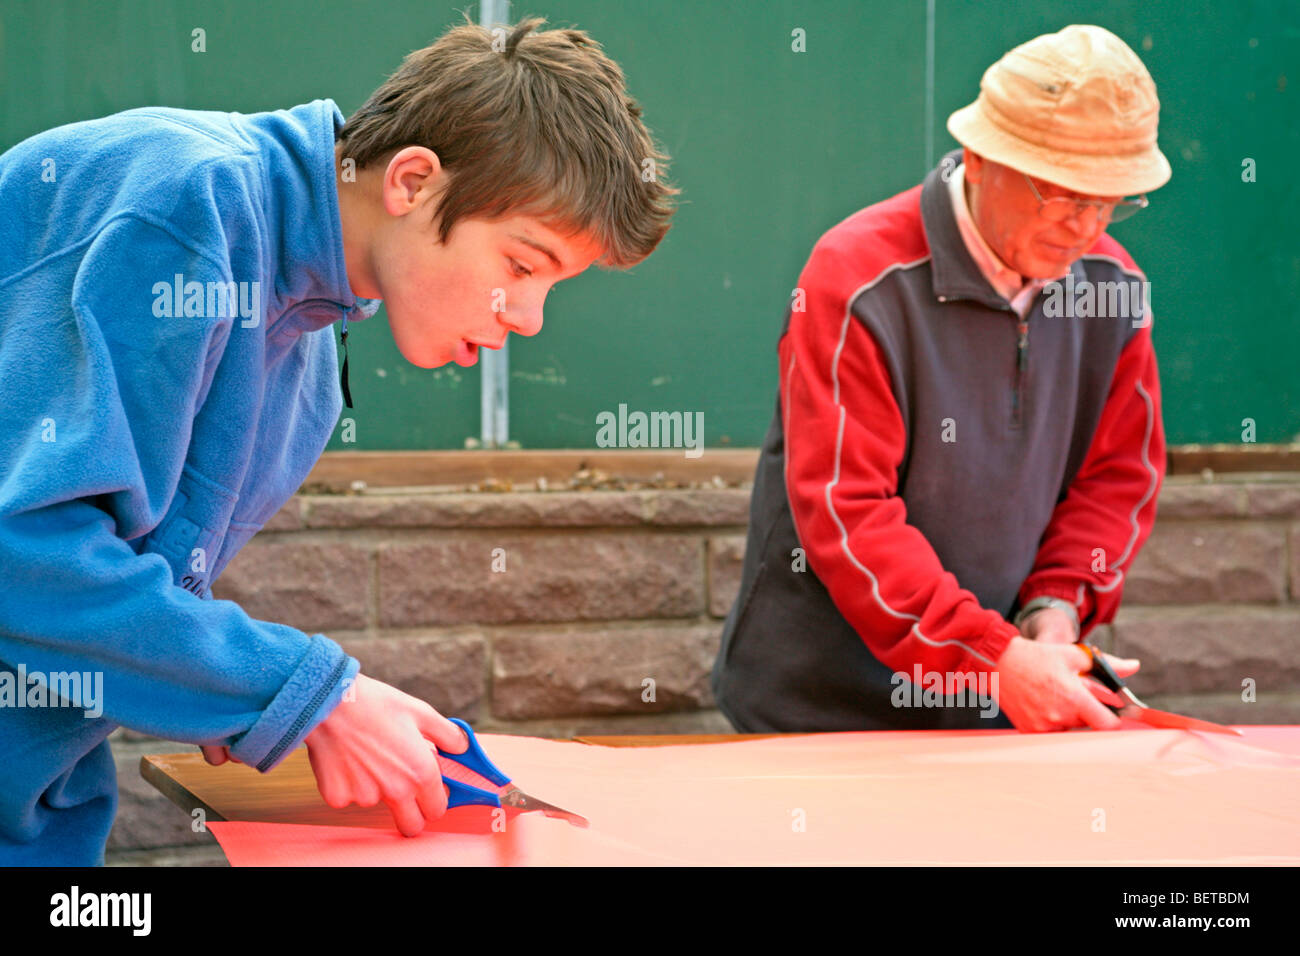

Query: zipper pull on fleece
[339,310,353,409]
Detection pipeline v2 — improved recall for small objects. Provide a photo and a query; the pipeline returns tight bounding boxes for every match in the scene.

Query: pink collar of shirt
[946,163,1057,319]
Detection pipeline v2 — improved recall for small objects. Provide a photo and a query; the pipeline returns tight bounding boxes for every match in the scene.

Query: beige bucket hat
[946,24,1171,197]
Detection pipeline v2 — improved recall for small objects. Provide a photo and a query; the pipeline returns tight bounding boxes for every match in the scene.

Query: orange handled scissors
[1076,640,1242,736]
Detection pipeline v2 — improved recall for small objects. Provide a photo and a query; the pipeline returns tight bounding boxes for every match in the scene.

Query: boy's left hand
[200,745,242,766]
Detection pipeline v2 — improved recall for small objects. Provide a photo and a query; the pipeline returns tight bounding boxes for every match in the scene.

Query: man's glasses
[1022,172,1148,223]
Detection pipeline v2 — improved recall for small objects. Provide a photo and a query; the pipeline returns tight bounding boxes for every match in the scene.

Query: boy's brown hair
[337,16,677,268]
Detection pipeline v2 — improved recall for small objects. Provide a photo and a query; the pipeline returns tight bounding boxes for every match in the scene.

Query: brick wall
[105,472,1300,863]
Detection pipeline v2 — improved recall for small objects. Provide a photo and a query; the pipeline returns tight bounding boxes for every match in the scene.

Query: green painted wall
[4,0,1295,448]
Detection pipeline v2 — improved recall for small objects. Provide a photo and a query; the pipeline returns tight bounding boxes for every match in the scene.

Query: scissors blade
[1120,704,1243,736]
[499,786,590,828]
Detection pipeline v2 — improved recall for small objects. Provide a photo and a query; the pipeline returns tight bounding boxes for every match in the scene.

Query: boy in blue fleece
[0,17,675,865]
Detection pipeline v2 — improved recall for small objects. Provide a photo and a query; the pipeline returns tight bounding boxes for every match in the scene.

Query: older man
[713,25,1169,732]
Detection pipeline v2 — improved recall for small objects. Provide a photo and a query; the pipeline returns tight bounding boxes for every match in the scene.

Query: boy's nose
[504,307,543,338]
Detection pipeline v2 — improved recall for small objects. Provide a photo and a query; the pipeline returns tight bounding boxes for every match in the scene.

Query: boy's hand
[996,636,1140,732]
[199,745,241,765]
[303,673,470,837]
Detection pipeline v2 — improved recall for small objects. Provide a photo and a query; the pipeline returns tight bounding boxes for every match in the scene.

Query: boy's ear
[381,146,445,217]
[962,147,983,184]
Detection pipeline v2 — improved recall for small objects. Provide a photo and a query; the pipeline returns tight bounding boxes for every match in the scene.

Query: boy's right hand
[996,636,1141,733]
[303,673,470,837]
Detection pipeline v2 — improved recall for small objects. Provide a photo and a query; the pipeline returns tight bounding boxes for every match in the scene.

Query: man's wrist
[1013,596,1080,638]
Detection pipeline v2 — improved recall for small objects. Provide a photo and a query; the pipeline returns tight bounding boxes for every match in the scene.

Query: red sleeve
[1017,322,1165,634]
[780,247,1021,679]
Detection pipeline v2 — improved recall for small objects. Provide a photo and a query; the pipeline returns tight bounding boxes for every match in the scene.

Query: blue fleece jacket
[0,100,376,865]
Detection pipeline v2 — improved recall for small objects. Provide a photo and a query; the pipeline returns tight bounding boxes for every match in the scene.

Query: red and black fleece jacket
[711,150,1165,732]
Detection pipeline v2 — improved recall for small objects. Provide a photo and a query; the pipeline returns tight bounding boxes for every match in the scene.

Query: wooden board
[301,449,762,492]
[296,446,1300,494]
[140,735,803,828]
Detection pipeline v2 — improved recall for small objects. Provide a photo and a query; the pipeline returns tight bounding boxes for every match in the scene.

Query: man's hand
[303,673,469,837]
[1018,607,1077,644]
[996,636,1141,732]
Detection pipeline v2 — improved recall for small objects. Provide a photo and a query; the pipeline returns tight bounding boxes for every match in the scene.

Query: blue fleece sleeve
[0,215,357,772]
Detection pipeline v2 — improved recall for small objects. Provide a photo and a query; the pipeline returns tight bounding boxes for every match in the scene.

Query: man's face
[356,148,605,369]
[963,149,1120,279]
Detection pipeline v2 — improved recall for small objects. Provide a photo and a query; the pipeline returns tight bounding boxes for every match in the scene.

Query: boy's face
[343,146,605,369]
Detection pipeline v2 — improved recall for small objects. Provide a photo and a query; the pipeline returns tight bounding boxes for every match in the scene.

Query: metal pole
[479,0,511,447]
[924,0,935,171]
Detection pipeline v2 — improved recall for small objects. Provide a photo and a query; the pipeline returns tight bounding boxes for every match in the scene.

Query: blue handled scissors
[436,718,590,827]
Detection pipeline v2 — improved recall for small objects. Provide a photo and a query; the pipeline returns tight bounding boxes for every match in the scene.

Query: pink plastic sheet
[208,725,1300,865]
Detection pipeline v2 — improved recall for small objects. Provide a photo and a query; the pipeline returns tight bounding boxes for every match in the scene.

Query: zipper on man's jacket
[1012,316,1029,427]
[937,293,1026,426]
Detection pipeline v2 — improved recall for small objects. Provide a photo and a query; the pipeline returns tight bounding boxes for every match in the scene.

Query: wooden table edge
[140,734,812,824]
[140,754,229,823]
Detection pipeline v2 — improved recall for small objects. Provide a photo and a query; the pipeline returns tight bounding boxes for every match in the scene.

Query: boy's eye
[508,258,533,278]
